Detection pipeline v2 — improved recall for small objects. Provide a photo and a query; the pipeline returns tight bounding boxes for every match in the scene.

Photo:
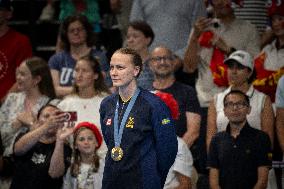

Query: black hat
[0,0,12,11]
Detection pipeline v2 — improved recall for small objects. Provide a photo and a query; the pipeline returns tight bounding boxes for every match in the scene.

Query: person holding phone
[58,53,110,158]
[100,47,177,189]
[11,104,72,189]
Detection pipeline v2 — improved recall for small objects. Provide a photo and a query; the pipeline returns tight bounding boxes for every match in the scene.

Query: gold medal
[111,146,124,161]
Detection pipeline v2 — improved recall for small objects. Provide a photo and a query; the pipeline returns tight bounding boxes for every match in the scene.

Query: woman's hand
[56,122,75,142]
[192,17,212,38]
[12,111,35,129]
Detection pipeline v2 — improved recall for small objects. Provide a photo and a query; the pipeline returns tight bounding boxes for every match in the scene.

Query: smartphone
[61,111,77,122]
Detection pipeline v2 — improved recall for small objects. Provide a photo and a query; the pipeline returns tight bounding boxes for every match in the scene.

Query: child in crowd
[63,122,104,189]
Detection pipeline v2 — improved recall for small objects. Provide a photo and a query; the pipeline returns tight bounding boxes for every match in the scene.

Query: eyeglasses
[151,56,175,62]
[224,101,249,109]
[68,27,85,34]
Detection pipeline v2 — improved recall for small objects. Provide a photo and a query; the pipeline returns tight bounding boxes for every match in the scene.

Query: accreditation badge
[111,146,124,161]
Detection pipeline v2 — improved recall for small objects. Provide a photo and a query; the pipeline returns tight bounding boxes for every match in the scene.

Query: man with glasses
[149,46,201,189]
[150,47,201,188]
[207,90,272,189]
[150,46,201,149]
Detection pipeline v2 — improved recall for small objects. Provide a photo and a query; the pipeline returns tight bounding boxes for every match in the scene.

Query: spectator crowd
[1,0,284,189]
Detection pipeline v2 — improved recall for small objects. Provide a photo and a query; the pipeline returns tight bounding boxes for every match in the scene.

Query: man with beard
[207,90,271,189]
[150,46,201,154]
[0,0,32,102]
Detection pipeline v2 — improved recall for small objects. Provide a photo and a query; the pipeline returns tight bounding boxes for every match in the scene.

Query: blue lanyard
[113,88,140,147]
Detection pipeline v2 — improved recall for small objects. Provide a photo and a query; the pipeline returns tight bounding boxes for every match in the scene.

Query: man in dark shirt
[150,46,201,147]
[207,90,271,189]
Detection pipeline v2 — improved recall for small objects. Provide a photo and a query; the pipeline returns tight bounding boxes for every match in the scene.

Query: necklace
[117,95,132,124]
[24,98,37,112]
[120,95,132,103]
[80,96,95,109]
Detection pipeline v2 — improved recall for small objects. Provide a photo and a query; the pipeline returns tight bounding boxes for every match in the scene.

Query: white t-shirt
[164,137,193,189]
[261,40,284,71]
[58,94,108,157]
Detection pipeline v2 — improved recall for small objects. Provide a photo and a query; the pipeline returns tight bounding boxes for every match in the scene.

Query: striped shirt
[234,0,269,33]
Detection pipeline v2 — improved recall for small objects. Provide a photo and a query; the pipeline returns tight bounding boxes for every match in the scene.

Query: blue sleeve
[48,53,61,71]
[150,98,178,186]
[99,99,107,144]
[99,96,113,147]
[276,76,284,108]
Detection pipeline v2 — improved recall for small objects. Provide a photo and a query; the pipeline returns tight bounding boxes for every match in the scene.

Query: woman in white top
[58,54,110,158]
[207,50,274,149]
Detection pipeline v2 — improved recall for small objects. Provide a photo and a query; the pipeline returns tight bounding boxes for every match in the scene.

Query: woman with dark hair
[58,54,110,158]
[0,56,56,188]
[126,20,155,90]
[49,14,109,97]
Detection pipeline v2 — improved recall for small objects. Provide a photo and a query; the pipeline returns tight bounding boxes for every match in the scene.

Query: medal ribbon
[114,88,140,147]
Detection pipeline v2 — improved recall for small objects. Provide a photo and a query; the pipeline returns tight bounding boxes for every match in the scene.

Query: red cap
[268,0,284,17]
[74,122,103,149]
[154,91,180,120]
